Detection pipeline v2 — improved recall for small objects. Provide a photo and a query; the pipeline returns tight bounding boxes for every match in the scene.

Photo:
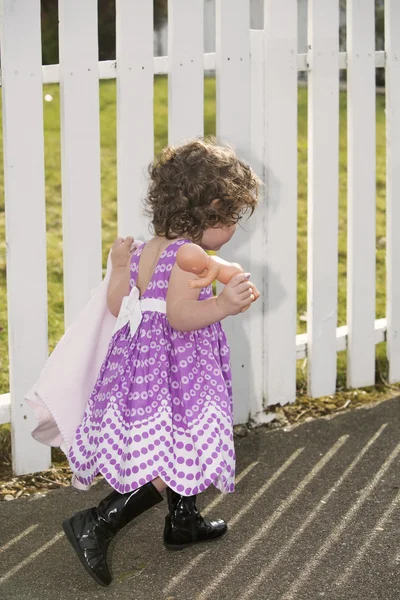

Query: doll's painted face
[200,224,237,251]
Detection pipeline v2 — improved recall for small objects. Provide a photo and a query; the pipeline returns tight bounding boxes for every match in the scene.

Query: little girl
[62,138,260,587]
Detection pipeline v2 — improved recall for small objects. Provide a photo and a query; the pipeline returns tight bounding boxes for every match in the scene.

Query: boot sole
[62,519,110,587]
[164,529,227,551]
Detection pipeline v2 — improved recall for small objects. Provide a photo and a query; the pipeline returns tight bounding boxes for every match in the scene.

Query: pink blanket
[25,245,142,460]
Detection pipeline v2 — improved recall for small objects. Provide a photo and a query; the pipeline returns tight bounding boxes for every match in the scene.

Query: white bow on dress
[112,287,168,337]
[112,286,143,336]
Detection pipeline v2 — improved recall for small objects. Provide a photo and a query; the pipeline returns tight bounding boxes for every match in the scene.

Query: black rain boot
[163,487,227,550]
[62,482,163,587]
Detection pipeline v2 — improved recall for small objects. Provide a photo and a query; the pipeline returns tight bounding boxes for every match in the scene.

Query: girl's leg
[152,476,168,493]
[62,477,166,587]
[163,488,227,550]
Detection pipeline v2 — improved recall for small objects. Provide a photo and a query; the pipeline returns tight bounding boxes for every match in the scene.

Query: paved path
[1,397,399,600]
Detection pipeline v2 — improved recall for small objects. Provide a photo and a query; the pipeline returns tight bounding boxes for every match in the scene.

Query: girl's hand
[216,273,256,317]
[111,237,135,269]
[240,280,260,313]
[249,282,260,302]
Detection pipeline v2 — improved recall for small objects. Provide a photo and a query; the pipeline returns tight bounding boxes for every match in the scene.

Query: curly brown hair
[145,137,259,242]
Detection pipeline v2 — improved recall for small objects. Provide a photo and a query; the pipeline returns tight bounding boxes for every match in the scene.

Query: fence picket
[58,0,102,327]
[307,0,340,398]
[1,0,51,474]
[216,0,251,424]
[168,0,204,145]
[385,0,400,383]
[116,1,154,239]
[346,0,376,388]
[263,0,298,406]
[248,30,265,420]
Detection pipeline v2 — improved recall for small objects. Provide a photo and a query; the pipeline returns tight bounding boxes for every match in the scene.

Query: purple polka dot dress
[68,239,236,496]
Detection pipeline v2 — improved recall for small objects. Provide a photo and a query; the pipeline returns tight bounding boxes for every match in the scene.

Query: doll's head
[145,137,259,247]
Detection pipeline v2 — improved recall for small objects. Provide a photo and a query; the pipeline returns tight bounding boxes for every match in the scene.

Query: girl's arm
[107,237,134,317]
[167,263,255,332]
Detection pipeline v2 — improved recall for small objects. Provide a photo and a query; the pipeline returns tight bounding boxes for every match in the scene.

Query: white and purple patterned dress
[68,239,235,496]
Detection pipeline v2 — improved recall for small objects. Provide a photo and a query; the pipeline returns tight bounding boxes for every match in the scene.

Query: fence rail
[0,50,388,88]
[0,317,390,426]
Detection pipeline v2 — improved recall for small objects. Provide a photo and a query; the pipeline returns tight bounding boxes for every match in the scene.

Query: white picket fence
[1,0,399,476]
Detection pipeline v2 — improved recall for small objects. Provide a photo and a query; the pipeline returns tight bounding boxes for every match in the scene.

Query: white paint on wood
[168,0,204,145]
[216,0,252,424]
[2,1,397,472]
[385,0,400,383]
[1,314,390,428]
[116,1,154,239]
[0,394,11,426]
[0,0,51,474]
[248,30,265,421]
[307,0,340,398]
[346,0,376,388]
[296,319,387,360]
[58,0,102,328]
[35,49,387,86]
[263,0,298,406]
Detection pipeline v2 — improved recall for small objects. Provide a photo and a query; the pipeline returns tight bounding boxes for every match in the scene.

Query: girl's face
[200,224,237,251]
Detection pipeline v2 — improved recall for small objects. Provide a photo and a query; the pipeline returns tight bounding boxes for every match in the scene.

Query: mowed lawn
[0,77,387,396]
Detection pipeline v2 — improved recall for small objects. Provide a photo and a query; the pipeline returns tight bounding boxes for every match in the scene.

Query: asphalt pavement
[1,397,399,600]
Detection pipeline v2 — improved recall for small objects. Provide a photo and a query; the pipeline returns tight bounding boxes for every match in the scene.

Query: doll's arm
[189,256,245,288]
[177,244,245,289]
[188,261,221,289]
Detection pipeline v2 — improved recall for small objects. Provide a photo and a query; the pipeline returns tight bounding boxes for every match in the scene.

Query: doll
[176,243,245,289]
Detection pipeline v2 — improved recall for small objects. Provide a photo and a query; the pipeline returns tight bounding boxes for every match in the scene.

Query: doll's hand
[216,273,255,317]
[111,237,135,269]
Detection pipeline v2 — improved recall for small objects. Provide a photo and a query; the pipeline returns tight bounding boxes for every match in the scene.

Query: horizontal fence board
[1,316,390,425]
[27,50,387,86]
[296,319,388,360]
[0,394,11,426]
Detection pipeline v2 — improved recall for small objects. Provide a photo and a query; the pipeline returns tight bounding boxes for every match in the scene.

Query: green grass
[0,78,389,397]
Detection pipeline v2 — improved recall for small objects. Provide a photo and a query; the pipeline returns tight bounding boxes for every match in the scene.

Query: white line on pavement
[164,448,304,595]
[195,436,348,600]
[281,438,400,600]
[0,525,39,554]
[239,424,388,599]
[0,532,64,585]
